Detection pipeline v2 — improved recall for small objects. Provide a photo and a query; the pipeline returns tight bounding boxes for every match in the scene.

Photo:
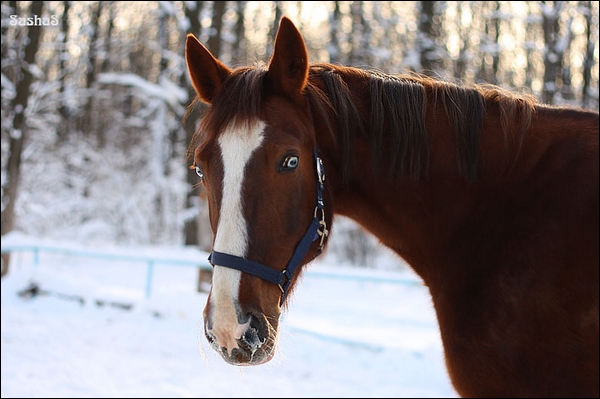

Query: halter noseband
[208,148,329,305]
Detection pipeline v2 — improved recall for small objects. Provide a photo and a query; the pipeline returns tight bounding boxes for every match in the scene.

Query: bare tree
[188,0,230,291]
[1,1,44,276]
[581,0,598,109]
[523,1,541,91]
[78,2,104,142]
[231,1,248,65]
[56,0,71,142]
[452,2,475,82]
[267,1,283,53]
[207,0,227,59]
[477,1,501,84]
[182,0,206,251]
[417,1,447,77]
[541,1,563,104]
[348,1,371,66]
[328,1,342,64]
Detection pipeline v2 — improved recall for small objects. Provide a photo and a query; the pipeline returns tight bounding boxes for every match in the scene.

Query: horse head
[185,17,331,365]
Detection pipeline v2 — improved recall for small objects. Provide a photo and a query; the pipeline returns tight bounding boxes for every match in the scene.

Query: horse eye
[195,165,204,180]
[281,155,299,171]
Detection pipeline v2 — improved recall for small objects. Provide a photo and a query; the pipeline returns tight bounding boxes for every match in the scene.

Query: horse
[185,16,599,397]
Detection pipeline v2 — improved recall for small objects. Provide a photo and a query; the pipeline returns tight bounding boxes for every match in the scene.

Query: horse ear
[185,33,231,104]
[267,16,309,96]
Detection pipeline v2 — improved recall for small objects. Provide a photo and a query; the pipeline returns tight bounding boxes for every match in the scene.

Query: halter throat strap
[208,147,328,305]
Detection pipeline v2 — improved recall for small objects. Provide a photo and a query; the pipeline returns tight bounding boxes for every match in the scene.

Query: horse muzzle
[205,312,278,365]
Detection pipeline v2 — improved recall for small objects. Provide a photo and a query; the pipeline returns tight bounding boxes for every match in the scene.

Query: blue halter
[208,148,328,305]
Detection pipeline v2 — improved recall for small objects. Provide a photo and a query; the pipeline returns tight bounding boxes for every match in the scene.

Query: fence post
[33,248,40,267]
[145,261,155,299]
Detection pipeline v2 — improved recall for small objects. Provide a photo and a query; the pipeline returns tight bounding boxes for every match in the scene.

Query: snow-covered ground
[1,235,457,398]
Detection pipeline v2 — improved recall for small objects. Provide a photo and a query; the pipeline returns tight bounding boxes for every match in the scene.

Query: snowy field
[1,235,457,398]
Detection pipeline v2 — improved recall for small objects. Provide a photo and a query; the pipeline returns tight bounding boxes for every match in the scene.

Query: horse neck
[311,67,531,284]
[325,142,480,285]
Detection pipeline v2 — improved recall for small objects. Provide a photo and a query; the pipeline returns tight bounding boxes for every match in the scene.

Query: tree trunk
[580,1,596,109]
[541,1,562,104]
[81,2,104,145]
[1,1,18,66]
[329,1,342,64]
[453,1,473,81]
[58,0,71,143]
[524,2,537,91]
[267,1,283,55]
[349,1,371,66]
[193,0,229,291]
[1,0,44,277]
[207,0,226,58]
[182,1,206,252]
[182,1,215,292]
[418,1,446,77]
[231,1,248,65]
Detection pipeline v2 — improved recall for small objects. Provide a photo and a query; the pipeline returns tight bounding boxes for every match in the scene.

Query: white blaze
[208,121,265,354]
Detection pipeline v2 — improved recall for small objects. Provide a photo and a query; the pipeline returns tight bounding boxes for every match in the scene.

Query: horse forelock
[188,65,268,159]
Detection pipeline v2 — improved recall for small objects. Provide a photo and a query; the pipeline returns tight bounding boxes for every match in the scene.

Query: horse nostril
[240,315,266,350]
[242,326,260,346]
[205,331,216,345]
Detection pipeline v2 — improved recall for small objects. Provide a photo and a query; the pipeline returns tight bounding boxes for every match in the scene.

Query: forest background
[2,1,599,276]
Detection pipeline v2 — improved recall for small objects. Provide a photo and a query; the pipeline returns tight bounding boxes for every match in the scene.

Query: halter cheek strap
[208,148,328,305]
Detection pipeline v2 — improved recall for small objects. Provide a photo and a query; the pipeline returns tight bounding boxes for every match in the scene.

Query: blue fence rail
[1,240,424,299]
[1,241,213,299]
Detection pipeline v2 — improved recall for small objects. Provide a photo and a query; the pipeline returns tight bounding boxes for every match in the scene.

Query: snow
[1,235,458,398]
[97,73,188,112]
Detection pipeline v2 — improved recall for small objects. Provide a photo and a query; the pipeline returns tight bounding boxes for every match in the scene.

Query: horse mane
[188,62,537,182]
[307,64,537,182]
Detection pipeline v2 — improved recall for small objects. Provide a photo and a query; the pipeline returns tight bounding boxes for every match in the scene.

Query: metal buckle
[317,221,328,248]
[314,207,329,249]
[278,270,288,293]
[316,156,325,185]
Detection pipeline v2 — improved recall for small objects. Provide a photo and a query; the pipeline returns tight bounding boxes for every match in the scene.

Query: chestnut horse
[185,17,598,397]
